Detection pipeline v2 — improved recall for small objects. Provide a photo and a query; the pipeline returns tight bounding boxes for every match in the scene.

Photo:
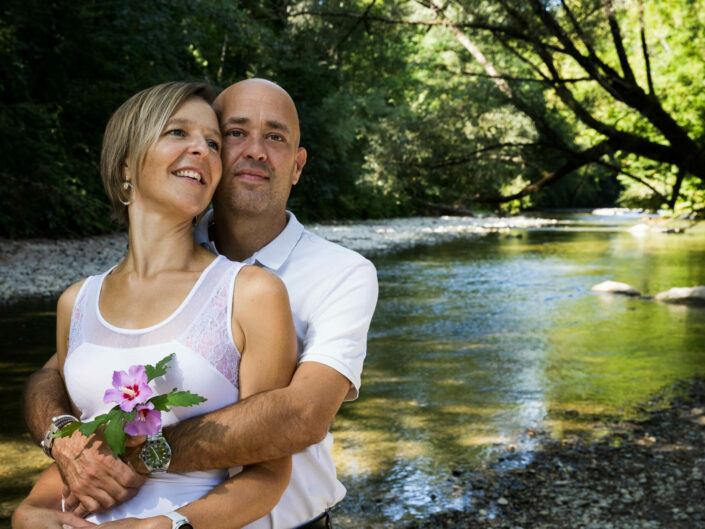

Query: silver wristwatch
[139,430,172,473]
[40,415,79,459]
[163,511,194,529]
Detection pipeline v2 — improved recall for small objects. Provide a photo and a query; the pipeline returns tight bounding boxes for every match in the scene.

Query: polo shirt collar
[249,211,304,270]
[194,209,304,271]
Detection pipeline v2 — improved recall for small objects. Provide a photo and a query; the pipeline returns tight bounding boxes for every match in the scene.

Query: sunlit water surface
[1,212,704,528]
[332,212,705,526]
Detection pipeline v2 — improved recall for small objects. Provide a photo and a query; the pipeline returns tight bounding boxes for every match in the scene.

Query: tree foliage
[1,0,704,237]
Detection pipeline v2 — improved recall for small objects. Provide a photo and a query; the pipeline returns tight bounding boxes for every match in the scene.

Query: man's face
[213,80,307,219]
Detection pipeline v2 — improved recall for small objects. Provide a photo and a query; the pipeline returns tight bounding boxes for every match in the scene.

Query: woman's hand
[95,517,170,529]
[11,503,96,529]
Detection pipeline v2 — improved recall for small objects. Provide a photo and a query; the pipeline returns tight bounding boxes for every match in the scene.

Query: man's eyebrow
[166,117,220,138]
[265,120,290,134]
[222,116,249,127]
[221,116,290,134]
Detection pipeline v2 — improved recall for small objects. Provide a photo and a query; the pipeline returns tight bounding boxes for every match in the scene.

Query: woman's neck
[121,209,202,277]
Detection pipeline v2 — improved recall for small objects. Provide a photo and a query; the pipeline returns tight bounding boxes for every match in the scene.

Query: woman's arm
[176,265,297,528]
[11,465,96,529]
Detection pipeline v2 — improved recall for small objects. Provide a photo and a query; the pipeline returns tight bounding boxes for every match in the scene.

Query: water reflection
[1,213,704,527]
[333,214,705,526]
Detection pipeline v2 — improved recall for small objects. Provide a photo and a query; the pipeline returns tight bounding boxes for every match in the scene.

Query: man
[23,78,378,528]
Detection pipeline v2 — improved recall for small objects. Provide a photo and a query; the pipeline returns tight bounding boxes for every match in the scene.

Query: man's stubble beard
[214,160,286,219]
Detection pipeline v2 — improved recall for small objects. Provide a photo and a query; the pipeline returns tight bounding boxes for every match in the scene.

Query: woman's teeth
[174,170,202,182]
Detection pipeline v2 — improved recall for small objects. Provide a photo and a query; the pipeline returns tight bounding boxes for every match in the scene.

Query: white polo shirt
[194,210,378,528]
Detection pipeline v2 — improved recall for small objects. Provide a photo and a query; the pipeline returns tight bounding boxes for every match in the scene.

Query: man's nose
[244,136,267,161]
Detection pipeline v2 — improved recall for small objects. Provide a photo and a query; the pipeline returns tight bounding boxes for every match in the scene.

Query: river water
[1,211,704,527]
[332,211,705,527]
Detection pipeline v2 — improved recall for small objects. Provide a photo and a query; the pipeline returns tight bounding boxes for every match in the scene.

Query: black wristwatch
[139,430,172,473]
[41,415,79,459]
[164,511,194,529]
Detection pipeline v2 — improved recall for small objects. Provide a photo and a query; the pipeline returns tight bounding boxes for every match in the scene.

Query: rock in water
[590,280,641,296]
[654,286,705,306]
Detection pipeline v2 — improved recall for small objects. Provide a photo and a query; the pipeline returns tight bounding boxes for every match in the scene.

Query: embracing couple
[13,79,378,529]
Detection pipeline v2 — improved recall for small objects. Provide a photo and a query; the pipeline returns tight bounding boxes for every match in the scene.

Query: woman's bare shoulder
[234,265,288,300]
[57,279,88,316]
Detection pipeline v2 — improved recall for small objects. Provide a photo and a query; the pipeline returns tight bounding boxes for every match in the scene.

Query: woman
[12,82,297,529]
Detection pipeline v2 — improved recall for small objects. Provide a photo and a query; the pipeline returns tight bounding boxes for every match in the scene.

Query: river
[331,211,705,527]
[1,211,704,528]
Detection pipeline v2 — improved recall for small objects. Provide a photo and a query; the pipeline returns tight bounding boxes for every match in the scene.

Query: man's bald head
[214,78,301,146]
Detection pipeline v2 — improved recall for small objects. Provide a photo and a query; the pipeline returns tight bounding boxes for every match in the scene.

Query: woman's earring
[119,180,134,206]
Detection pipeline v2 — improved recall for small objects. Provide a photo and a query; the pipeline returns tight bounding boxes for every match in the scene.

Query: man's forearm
[165,387,312,471]
[123,362,350,473]
[23,365,73,445]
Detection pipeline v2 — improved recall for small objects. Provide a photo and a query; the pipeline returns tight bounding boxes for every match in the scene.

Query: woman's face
[131,97,222,220]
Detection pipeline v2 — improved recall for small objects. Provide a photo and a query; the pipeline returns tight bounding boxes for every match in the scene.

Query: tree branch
[388,142,543,169]
[638,0,655,95]
[603,0,637,84]
[474,140,613,203]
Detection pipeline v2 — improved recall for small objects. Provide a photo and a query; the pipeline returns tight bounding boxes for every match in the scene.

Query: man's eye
[207,139,220,151]
[268,134,283,141]
[228,130,244,138]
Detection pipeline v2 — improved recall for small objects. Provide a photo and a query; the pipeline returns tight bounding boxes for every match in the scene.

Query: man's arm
[22,355,72,445]
[157,361,350,471]
[128,259,378,471]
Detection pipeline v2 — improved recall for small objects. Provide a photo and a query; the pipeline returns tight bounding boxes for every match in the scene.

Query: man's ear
[291,147,307,186]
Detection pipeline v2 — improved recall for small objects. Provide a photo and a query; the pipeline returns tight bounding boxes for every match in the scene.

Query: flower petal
[124,407,162,436]
[111,369,129,389]
[104,387,125,405]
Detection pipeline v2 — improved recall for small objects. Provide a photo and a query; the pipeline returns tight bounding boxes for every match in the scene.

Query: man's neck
[212,209,289,262]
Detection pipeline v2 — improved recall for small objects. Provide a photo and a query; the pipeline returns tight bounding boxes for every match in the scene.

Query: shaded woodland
[1,0,704,237]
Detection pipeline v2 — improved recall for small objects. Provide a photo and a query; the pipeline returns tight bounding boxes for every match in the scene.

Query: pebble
[399,378,705,529]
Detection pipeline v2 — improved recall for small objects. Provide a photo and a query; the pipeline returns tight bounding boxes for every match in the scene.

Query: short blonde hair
[101,82,216,224]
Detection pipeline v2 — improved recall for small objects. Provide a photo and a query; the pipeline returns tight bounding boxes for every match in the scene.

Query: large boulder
[654,286,705,306]
[590,280,641,297]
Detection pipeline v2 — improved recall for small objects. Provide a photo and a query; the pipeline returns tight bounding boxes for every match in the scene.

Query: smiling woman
[12,82,298,529]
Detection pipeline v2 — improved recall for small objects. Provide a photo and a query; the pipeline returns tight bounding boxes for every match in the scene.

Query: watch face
[140,437,171,470]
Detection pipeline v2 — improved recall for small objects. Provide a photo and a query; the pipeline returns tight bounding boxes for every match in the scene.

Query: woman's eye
[166,128,185,137]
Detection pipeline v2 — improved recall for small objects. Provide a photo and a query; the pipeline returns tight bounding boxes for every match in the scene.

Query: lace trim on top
[68,280,90,357]
[66,257,243,388]
[181,270,240,386]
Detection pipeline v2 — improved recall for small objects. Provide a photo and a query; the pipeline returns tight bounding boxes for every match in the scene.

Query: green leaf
[53,421,81,438]
[148,389,207,412]
[78,413,110,437]
[104,408,135,458]
[145,353,175,382]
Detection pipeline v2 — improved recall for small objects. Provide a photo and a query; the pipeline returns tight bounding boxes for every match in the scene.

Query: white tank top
[64,255,245,522]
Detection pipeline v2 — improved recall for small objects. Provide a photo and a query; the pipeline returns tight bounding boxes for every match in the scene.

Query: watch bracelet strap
[41,415,79,458]
[164,511,192,528]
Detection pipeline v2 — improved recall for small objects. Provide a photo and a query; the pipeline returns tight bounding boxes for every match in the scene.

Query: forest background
[1,0,704,238]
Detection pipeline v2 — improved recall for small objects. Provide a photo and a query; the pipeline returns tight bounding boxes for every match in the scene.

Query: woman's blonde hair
[101,82,216,225]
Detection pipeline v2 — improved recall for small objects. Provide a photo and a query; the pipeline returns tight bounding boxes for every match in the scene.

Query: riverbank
[0,215,556,304]
[397,378,705,529]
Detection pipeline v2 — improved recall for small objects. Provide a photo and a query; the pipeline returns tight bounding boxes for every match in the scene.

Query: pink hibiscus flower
[103,365,153,412]
[124,402,162,436]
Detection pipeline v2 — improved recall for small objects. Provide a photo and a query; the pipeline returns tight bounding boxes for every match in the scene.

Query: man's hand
[55,430,146,517]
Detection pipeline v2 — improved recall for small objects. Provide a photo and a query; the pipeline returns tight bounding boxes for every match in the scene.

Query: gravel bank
[0,215,555,304]
[399,378,705,529]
